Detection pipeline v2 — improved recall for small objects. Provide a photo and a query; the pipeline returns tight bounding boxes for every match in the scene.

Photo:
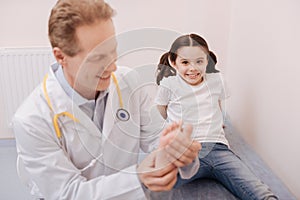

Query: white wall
[0,0,57,47]
[226,0,300,198]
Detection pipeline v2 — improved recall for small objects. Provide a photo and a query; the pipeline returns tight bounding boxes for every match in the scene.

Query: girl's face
[172,46,208,86]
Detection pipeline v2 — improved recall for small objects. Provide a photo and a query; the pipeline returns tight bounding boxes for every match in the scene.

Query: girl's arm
[219,100,226,128]
[218,99,223,112]
[157,105,168,119]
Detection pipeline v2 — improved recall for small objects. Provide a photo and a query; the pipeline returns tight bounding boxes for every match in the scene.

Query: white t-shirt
[155,73,229,145]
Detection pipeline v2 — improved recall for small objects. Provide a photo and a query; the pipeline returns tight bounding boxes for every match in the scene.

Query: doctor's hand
[137,151,178,192]
[160,121,201,168]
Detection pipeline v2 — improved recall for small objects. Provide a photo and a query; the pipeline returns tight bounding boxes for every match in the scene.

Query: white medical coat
[13,64,165,200]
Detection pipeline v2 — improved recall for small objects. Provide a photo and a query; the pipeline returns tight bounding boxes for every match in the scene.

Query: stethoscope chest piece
[116,108,130,121]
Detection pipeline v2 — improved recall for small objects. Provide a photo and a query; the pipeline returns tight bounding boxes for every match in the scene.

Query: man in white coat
[12,0,201,199]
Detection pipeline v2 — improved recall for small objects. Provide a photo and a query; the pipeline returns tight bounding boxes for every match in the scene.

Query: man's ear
[53,47,67,67]
[168,55,177,70]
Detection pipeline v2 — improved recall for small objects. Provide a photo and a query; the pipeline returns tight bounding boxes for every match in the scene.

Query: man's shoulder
[115,66,137,79]
[114,66,141,87]
[115,66,131,73]
[13,84,45,120]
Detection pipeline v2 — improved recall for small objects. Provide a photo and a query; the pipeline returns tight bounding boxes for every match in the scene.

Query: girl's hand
[158,121,201,168]
[159,122,181,148]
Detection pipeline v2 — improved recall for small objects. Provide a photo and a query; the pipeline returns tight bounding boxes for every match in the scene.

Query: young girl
[155,33,278,199]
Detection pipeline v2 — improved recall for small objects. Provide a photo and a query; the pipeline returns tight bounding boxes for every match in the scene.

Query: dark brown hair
[156,33,219,85]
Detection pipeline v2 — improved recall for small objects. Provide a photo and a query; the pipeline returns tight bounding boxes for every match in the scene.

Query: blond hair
[48,0,114,56]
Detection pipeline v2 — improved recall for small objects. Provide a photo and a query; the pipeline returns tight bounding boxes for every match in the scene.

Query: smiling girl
[155,33,278,200]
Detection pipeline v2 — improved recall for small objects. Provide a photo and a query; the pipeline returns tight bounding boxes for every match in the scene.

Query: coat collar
[101,69,130,143]
[45,63,101,138]
[46,63,71,114]
[45,63,130,140]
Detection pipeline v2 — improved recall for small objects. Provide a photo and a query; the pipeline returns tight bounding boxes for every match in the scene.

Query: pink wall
[0,0,57,47]
[226,0,300,198]
[1,0,299,197]
[108,0,231,72]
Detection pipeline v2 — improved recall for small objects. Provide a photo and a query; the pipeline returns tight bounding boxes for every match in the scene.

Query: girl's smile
[172,46,208,86]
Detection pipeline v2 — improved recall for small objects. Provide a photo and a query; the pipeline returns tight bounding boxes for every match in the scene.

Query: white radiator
[0,47,55,138]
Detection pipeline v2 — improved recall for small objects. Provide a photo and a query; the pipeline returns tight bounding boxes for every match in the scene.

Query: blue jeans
[175,143,278,200]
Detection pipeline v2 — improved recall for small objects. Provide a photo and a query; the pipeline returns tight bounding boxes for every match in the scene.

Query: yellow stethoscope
[43,72,130,140]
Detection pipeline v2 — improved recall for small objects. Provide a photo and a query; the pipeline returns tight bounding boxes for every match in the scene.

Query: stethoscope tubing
[42,72,130,140]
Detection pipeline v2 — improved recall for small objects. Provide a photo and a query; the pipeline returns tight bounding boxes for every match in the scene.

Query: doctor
[12,0,201,199]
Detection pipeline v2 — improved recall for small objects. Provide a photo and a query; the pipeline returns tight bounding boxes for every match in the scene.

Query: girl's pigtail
[156,52,176,85]
[206,51,219,73]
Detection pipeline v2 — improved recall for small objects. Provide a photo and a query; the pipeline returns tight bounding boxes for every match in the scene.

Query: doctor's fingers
[137,151,175,173]
[161,121,181,137]
[159,131,176,148]
[166,141,201,167]
[143,168,178,192]
[149,162,176,177]
[167,137,200,157]
[171,131,201,153]
[169,131,193,149]
[137,153,155,174]
[165,146,194,168]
